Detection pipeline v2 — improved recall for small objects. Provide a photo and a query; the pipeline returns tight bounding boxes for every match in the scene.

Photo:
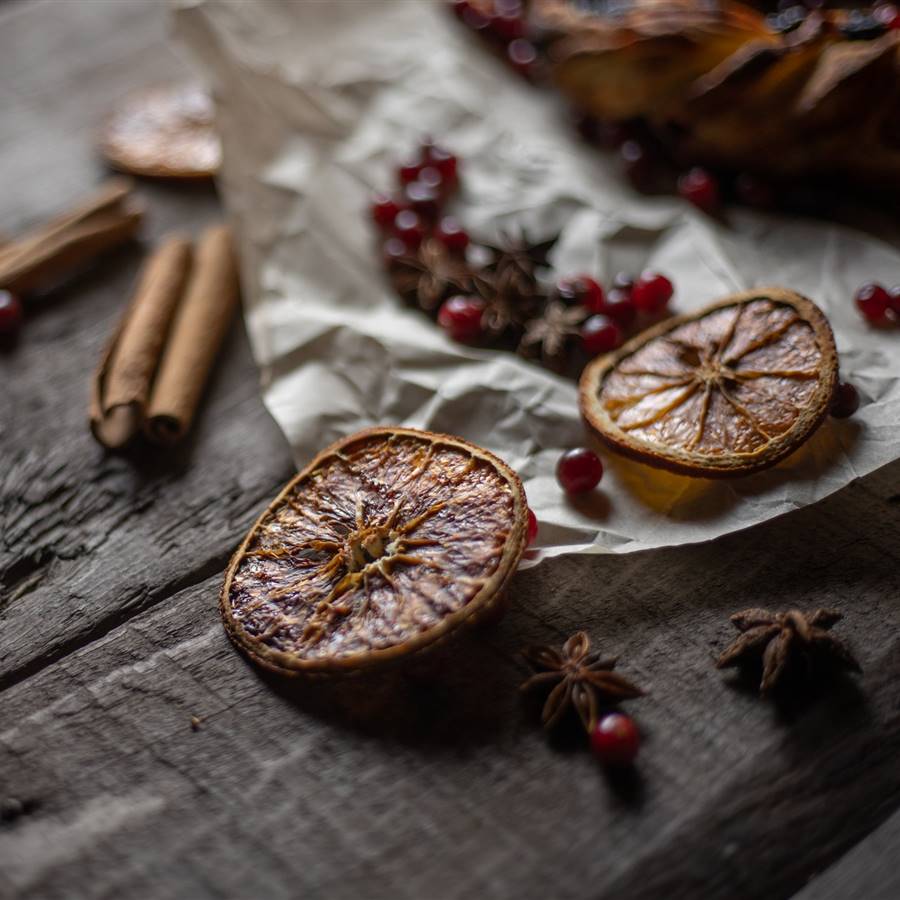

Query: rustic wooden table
[1,2,898,899]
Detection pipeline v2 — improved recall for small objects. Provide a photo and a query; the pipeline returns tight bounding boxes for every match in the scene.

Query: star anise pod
[474,265,541,340]
[521,631,646,733]
[389,237,474,314]
[716,608,861,695]
[518,299,586,368]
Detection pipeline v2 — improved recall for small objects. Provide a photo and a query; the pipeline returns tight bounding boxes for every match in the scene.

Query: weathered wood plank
[1,2,898,899]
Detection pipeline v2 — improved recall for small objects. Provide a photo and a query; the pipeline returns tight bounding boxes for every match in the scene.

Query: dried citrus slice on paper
[99,83,221,179]
[579,289,839,478]
[221,427,528,675]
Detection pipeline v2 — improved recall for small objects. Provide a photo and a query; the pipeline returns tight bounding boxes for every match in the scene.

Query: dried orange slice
[99,83,221,179]
[220,427,528,675]
[579,289,838,477]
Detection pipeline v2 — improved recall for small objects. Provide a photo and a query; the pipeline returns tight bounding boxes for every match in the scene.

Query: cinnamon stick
[0,178,143,295]
[145,225,240,444]
[90,236,193,449]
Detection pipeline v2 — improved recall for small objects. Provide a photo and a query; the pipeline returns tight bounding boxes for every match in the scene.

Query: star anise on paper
[716,608,861,695]
[474,265,540,340]
[389,237,474,314]
[521,631,646,733]
[518,299,586,368]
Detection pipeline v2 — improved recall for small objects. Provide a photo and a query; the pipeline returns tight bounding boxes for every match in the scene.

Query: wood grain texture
[1,2,898,899]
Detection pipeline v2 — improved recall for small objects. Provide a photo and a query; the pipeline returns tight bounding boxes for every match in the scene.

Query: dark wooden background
[1,2,898,898]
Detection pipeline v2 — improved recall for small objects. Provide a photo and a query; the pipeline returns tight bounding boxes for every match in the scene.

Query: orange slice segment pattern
[221,428,527,674]
[580,290,838,477]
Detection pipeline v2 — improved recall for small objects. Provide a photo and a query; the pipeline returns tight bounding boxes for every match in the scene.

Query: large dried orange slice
[579,289,838,477]
[221,427,528,675]
[99,83,221,179]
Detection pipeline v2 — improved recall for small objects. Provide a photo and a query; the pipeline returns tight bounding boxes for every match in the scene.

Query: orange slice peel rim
[220,426,528,676]
[578,288,839,478]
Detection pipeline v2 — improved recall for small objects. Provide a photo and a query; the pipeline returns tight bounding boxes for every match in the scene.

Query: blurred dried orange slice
[221,427,528,675]
[579,289,838,478]
[99,83,221,179]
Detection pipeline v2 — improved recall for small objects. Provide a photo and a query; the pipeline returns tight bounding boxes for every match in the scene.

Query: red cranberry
[460,4,492,32]
[854,283,891,324]
[383,237,409,267]
[590,713,640,766]
[581,315,623,355]
[678,167,720,213]
[435,217,470,253]
[526,507,538,545]
[371,193,403,230]
[492,10,526,41]
[398,153,426,185]
[451,0,472,19]
[0,290,24,337]
[890,285,900,316]
[611,272,634,294]
[831,382,860,419]
[556,447,603,494]
[426,145,458,186]
[404,180,442,221]
[874,3,900,28]
[507,39,538,76]
[393,209,426,248]
[632,272,674,313]
[557,276,603,310]
[438,295,485,342]
[735,173,776,209]
[597,287,637,328]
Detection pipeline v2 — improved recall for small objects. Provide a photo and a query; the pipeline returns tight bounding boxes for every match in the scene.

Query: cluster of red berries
[0,289,24,342]
[372,137,463,257]
[854,282,900,327]
[450,0,540,80]
[560,270,675,355]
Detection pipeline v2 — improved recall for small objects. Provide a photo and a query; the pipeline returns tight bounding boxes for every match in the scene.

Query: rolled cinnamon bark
[145,225,240,444]
[90,235,193,449]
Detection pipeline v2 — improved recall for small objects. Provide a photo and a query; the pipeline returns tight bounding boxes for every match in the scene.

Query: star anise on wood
[716,608,861,695]
[389,237,474,314]
[521,631,646,733]
[518,299,586,367]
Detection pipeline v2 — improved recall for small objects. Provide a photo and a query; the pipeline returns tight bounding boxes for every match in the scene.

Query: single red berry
[404,180,441,221]
[450,0,472,20]
[427,145,458,186]
[526,507,538,545]
[611,272,634,294]
[632,272,674,314]
[435,216,470,253]
[678,166,720,213]
[597,287,637,329]
[398,151,427,185]
[383,237,409,267]
[0,290,24,337]
[874,3,900,28]
[557,276,603,310]
[460,4,492,32]
[371,193,403,230]
[854,282,891,324]
[590,713,640,766]
[507,38,538,76]
[438,294,486,342]
[492,10,526,41]
[889,285,900,316]
[393,209,426,248]
[417,165,444,191]
[831,381,860,419]
[735,173,776,209]
[556,447,603,494]
[581,314,623,355]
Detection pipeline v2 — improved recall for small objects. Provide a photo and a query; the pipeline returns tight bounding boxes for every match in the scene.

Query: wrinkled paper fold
[175,0,900,563]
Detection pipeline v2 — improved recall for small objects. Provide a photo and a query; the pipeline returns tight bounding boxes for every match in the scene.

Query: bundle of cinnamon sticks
[90,225,240,449]
[0,178,143,296]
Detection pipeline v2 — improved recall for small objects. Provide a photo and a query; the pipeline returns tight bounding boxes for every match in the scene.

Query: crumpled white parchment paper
[174,0,900,562]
